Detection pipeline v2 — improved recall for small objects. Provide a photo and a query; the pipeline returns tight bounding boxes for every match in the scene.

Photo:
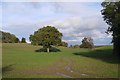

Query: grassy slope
[2,43,119,78]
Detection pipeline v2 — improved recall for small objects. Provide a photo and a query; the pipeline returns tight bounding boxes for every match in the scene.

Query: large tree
[101,1,120,55]
[29,26,62,53]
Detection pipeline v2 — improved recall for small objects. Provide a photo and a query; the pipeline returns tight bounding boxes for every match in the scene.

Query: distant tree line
[69,37,94,49]
[1,31,20,43]
[57,41,68,47]
[1,31,26,43]
[1,30,94,50]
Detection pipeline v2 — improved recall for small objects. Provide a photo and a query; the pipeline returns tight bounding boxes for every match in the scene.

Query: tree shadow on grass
[2,64,15,74]
[35,47,61,52]
[73,49,120,64]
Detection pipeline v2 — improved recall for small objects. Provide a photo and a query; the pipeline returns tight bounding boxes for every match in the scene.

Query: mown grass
[2,43,119,78]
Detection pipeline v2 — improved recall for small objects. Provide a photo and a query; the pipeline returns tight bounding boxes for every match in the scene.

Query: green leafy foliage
[57,41,68,47]
[1,31,20,43]
[15,38,20,43]
[21,37,26,43]
[101,1,120,55]
[29,26,62,52]
[73,45,80,48]
[80,37,94,49]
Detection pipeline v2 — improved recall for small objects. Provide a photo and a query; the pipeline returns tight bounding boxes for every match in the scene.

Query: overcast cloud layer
[1,2,112,45]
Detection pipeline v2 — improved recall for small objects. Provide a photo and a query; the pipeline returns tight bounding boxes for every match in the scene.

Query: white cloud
[47,16,108,37]
[63,39,78,42]
[2,2,112,45]
[41,15,111,45]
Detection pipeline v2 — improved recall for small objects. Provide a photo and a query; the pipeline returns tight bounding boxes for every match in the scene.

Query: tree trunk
[113,38,119,56]
[47,47,49,53]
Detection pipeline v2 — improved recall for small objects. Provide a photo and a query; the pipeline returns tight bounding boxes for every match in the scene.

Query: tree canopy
[29,26,63,52]
[80,37,94,49]
[21,37,26,43]
[101,1,120,55]
[1,31,20,43]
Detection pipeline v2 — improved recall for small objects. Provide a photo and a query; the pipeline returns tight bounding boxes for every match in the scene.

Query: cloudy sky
[1,2,112,45]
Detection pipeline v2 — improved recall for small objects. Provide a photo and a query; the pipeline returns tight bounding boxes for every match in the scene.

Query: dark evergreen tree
[21,37,26,43]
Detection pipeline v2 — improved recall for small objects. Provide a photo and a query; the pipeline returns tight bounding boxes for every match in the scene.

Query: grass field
[2,43,119,78]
